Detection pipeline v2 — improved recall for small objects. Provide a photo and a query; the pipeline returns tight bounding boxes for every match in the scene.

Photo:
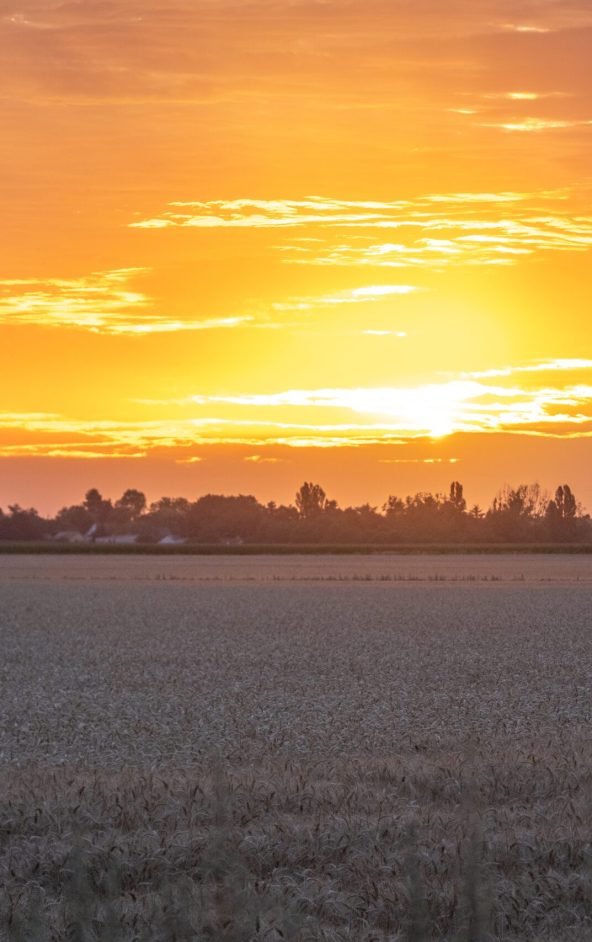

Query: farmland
[2,555,592,939]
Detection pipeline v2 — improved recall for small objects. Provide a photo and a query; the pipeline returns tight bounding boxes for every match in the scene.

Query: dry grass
[2,558,592,939]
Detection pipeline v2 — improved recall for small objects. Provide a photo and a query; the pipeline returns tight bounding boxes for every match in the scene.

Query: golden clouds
[130,191,592,275]
[0,270,253,334]
[0,269,149,330]
[187,365,592,440]
[131,191,570,231]
[503,24,551,33]
[271,285,419,311]
[483,118,592,132]
[3,361,592,462]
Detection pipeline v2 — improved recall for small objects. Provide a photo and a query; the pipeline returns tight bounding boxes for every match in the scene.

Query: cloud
[272,284,419,311]
[380,457,460,464]
[482,117,592,132]
[130,190,592,271]
[188,360,592,440]
[131,191,568,230]
[0,269,419,333]
[2,0,591,177]
[505,92,540,100]
[0,447,149,459]
[131,197,410,230]
[0,269,253,334]
[462,359,592,379]
[502,24,552,33]
[3,359,592,460]
[362,330,407,337]
[478,91,571,104]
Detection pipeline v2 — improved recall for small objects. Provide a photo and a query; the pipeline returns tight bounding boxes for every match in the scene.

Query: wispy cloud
[502,23,552,33]
[0,269,253,334]
[505,92,540,100]
[272,284,419,311]
[380,457,460,464]
[131,190,592,271]
[362,329,407,337]
[187,360,592,440]
[0,269,420,333]
[462,359,592,379]
[482,117,592,132]
[4,1,592,109]
[3,360,592,459]
[131,191,569,230]
[489,91,570,101]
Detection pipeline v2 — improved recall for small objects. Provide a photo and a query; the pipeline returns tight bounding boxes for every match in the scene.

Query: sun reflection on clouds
[3,358,592,461]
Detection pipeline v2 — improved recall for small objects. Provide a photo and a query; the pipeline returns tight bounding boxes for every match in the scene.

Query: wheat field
[2,555,592,940]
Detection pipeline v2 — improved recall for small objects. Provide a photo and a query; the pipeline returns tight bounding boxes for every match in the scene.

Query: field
[2,554,592,940]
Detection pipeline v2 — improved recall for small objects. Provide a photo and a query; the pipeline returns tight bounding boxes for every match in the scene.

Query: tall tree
[449,481,466,512]
[546,484,578,541]
[555,484,577,520]
[295,482,328,519]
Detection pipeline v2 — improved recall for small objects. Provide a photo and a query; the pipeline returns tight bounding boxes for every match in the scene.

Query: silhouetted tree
[1,478,590,546]
[487,484,548,542]
[83,488,112,527]
[262,502,299,541]
[449,481,466,512]
[555,484,577,520]
[54,503,93,534]
[185,494,266,542]
[115,488,147,521]
[0,505,47,541]
[295,482,328,519]
[546,484,578,541]
[384,495,405,517]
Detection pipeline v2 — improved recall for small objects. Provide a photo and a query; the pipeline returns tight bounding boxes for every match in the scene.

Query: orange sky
[1,0,592,514]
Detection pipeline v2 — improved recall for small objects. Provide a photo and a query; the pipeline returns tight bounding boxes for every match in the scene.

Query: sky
[1,0,591,514]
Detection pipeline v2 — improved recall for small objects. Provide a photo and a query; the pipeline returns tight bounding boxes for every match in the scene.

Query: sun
[341,382,482,438]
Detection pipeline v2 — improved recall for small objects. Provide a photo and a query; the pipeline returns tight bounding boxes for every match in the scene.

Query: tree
[384,495,405,517]
[83,488,103,516]
[115,488,147,521]
[295,482,328,519]
[149,496,190,516]
[487,484,548,542]
[184,494,265,542]
[83,488,112,525]
[1,477,590,547]
[449,481,466,512]
[546,484,578,541]
[145,497,190,535]
[0,505,47,541]
[55,504,93,534]
[554,484,577,520]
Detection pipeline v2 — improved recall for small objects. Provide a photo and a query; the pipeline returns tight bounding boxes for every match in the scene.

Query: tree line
[0,481,590,544]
